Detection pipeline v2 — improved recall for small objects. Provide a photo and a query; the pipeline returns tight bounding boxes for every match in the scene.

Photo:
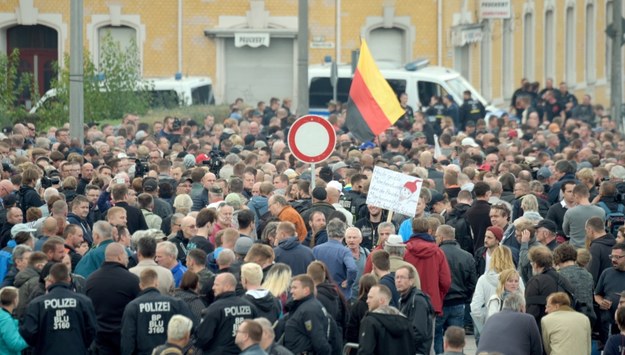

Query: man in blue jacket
[273,222,314,276]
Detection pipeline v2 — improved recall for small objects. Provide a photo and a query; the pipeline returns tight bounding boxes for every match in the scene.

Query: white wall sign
[480,0,511,19]
[366,166,423,217]
[234,33,270,48]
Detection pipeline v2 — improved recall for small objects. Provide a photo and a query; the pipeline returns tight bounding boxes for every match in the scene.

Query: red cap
[478,163,491,172]
[195,154,209,165]
[486,226,504,242]
[508,129,518,138]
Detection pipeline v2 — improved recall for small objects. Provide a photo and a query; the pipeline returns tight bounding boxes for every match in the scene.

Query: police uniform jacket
[283,295,331,355]
[120,287,195,355]
[19,282,97,355]
[195,291,258,354]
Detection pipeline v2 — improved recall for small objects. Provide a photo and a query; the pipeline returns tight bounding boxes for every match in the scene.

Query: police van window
[149,90,179,109]
[309,77,351,108]
[385,79,407,100]
[445,77,469,100]
[191,84,215,105]
[417,81,448,107]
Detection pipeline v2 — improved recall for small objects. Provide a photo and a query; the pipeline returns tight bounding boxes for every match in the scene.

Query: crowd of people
[0,80,624,355]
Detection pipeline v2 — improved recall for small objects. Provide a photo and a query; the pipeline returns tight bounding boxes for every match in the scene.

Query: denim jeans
[434,304,465,354]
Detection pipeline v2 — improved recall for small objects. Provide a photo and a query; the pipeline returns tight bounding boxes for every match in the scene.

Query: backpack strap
[618,204,625,214]
[597,201,611,215]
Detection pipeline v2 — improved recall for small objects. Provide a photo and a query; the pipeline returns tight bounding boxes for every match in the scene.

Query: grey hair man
[312,219,357,298]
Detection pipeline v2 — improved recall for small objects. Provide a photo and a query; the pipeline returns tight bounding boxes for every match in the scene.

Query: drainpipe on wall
[178,0,183,77]
[437,0,443,66]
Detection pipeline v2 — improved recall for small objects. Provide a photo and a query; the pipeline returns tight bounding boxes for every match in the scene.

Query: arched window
[523,12,535,80]
[481,20,492,100]
[565,5,576,85]
[368,27,406,68]
[544,9,555,82]
[97,25,137,66]
[585,3,596,84]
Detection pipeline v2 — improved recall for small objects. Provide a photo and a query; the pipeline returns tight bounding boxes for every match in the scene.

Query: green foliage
[34,31,151,128]
[0,49,36,127]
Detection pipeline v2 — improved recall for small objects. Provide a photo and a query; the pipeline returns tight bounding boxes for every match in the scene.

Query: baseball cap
[537,166,552,179]
[429,192,445,207]
[11,224,36,237]
[142,178,158,192]
[332,162,348,173]
[385,234,405,247]
[461,137,479,148]
[195,154,210,165]
[535,219,557,234]
[359,141,375,150]
[327,180,343,193]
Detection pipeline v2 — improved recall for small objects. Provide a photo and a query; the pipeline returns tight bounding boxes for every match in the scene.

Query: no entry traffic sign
[288,115,336,163]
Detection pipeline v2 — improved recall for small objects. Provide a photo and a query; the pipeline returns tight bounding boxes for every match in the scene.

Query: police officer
[459,90,486,131]
[195,273,258,354]
[19,263,97,355]
[120,268,195,355]
[282,274,332,354]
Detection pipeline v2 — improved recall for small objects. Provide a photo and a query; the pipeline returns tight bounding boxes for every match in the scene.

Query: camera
[172,117,182,131]
[203,150,224,177]
[135,159,149,178]
[41,170,61,189]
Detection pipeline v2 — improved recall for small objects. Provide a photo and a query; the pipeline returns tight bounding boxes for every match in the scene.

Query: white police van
[29,76,215,114]
[308,61,493,116]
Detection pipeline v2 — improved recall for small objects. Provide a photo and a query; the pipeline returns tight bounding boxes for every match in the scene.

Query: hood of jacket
[367,312,410,336]
[67,212,86,223]
[245,289,276,312]
[14,266,40,287]
[482,269,499,288]
[448,203,471,219]
[316,282,339,302]
[591,234,616,247]
[406,234,438,257]
[278,236,301,250]
[248,196,268,209]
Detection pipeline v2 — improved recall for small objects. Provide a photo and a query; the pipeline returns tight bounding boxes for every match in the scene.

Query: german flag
[345,40,404,142]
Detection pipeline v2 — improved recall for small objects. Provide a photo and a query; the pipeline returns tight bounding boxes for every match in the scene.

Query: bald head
[104,242,128,266]
[326,186,340,203]
[0,180,14,198]
[42,217,58,236]
[216,273,237,289]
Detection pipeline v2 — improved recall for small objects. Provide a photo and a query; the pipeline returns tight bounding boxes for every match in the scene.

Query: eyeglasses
[609,254,625,260]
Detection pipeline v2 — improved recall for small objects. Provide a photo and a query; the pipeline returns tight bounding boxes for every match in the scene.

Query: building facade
[0,0,620,109]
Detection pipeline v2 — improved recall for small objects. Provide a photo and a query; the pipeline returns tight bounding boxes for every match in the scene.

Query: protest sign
[366,166,423,217]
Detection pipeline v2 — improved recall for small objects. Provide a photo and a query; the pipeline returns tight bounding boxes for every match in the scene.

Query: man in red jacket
[404,217,451,316]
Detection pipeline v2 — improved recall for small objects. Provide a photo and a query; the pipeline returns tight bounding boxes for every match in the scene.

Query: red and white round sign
[288,115,336,163]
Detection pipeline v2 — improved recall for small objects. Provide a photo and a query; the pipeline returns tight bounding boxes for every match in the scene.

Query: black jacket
[121,288,195,355]
[243,289,282,324]
[525,268,574,329]
[474,246,488,277]
[439,240,477,305]
[17,185,44,221]
[397,287,434,355]
[445,203,474,254]
[67,212,93,246]
[545,202,569,237]
[20,283,97,355]
[315,281,348,332]
[170,232,190,265]
[283,295,331,355]
[194,291,257,354]
[85,262,140,354]
[153,196,174,220]
[302,229,328,248]
[588,234,616,286]
[114,201,148,234]
[300,202,336,231]
[465,200,492,254]
[346,298,368,343]
[357,312,417,355]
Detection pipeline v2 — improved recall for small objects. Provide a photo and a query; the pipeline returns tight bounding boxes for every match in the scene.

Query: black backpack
[546,272,596,324]
[446,214,474,254]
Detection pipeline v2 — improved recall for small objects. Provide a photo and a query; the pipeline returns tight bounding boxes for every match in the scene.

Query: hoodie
[247,196,269,229]
[273,237,315,276]
[244,289,281,324]
[470,270,500,332]
[358,312,417,355]
[315,282,347,330]
[588,234,616,286]
[404,234,451,315]
[17,185,44,221]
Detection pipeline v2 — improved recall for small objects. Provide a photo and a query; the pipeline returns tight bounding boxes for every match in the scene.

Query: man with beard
[594,243,625,344]
[303,211,327,248]
[354,205,387,250]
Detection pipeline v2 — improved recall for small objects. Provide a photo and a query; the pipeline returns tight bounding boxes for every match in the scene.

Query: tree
[0,49,36,127]
[35,31,150,127]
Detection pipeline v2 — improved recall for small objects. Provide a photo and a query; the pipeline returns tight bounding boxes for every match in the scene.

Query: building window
[502,19,513,100]
[368,27,406,68]
[523,12,534,80]
[586,4,596,84]
[565,5,575,85]
[480,20,492,100]
[454,45,471,81]
[97,25,138,66]
[544,9,555,82]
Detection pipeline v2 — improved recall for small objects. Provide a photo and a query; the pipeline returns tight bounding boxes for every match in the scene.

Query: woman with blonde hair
[261,263,292,313]
[471,245,523,340]
[521,194,542,222]
[485,269,521,319]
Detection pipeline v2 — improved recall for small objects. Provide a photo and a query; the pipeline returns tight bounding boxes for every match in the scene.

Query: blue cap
[359,141,375,150]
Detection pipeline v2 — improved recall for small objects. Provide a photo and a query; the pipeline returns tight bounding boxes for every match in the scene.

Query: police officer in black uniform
[195,273,258,354]
[19,263,97,355]
[120,268,195,355]
[459,90,486,132]
[282,274,332,354]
